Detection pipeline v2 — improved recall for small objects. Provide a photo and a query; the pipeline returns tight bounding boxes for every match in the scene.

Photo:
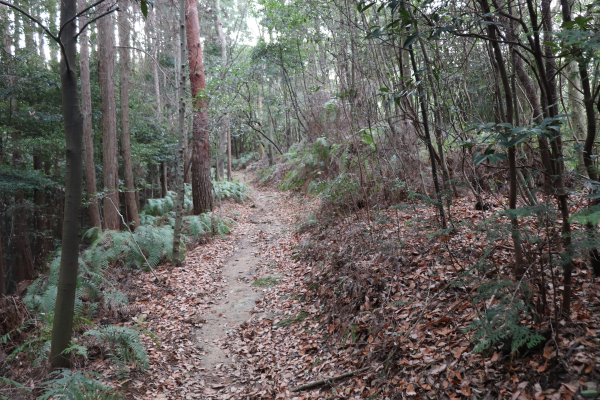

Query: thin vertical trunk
[50,0,85,368]
[98,4,120,230]
[161,162,168,197]
[215,0,229,180]
[419,40,457,198]
[173,0,187,263]
[480,0,525,277]
[12,137,35,282]
[33,155,50,270]
[408,46,446,229]
[567,62,587,174]
[147,10,162,114]
[186,0,213,214]
[560,0,600,277]
[119,0,140,230]
[0,214,4,296]
[78,0,101,228]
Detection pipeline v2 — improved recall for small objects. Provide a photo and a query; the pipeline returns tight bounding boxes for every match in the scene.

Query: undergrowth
[2,182,244,398]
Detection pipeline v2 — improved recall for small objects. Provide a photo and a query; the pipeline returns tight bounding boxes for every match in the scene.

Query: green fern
[84,326,148,376]
[39,370,121,400]
[470,276,545,353]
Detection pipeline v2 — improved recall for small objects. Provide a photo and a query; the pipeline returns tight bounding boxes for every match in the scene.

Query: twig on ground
[290,367,369,392]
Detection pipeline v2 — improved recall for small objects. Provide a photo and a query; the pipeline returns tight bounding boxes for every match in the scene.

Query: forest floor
[120,172,600,400]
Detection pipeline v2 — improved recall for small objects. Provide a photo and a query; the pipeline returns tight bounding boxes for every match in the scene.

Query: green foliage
[231,152,258,169]
[252,275,280,288]
[183,214,233,238]
[279,138,344,191]
[142,181,247,218]
[84,326,148,376]
[276,311,308,327]
[470,277,545,353]
[39,370,121,400]
[0,165,56,196]
[214,180,249,202]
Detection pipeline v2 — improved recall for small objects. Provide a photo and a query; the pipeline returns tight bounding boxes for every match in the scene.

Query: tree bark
[12,137,35,283]
[407,42,446,229]
[480,0,525,276]
[119,0,140,230]
[186,0,213,214]
[567,62,587,174]
[215,0,230,180]
[160,162,168,197]
[98,4,120,230]
[33,155,51,270]
[173,0,188,263]
[78,0,101,229]
[0,213,4,296]
[50,0,85,368]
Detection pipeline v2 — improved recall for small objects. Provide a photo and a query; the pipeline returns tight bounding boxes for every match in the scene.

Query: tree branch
[74,7,119,40]
[58,0,111,40]
[0,1,59,43]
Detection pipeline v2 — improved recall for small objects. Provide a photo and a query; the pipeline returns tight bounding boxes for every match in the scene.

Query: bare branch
[0,1,59,43]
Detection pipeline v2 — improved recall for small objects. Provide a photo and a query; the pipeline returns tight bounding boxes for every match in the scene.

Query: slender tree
[186,0,213,214]
[50,0,86,368]
[173,0,188,263]
[214,0,231,180]
[119,0,141,230]
[78,0,101,229]
[98,2,120,230]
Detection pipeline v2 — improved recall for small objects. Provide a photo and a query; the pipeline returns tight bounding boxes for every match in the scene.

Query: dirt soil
[194,180,289,382]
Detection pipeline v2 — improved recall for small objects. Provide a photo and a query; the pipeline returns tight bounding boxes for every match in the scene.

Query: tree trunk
[98,4,120,230]
[12,137,35,283]
[480,0,525,277]
[0,214,4,296]
[78,0,101,229]
[50,0,85,368]
[215,0,230,180]
[173,0,187,263]
[33,155,51,270]
[408,44,446,229]
[567,62,587,174]
[161,162,168,197]
[186,0,213,214]
[119,0,140,230]
[560,0,600,277]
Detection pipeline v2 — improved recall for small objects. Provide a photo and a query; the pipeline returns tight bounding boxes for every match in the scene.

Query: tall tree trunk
[160,162,168,197]
[419,40,457,198]
[33,155,50,270]
[147,10,162,114]
[78,0,101,229]
[119,0,140,230]
[480,0,525,277]
[407,43,446,229]
[12,137,35,282]
[98,4,120,230]
[215,0,230,180]
[0,213,4,296]
[560,0,600,276]
[186,0,213,214]
[50,0,85,368]
[567,62,587,174]
[173,0,187,263]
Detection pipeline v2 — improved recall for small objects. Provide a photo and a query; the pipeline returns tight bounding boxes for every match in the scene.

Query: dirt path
[195,176,288,382]
[132,173,299,399]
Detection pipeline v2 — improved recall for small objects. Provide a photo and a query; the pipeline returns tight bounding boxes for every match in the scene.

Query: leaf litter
[101,177,600,399]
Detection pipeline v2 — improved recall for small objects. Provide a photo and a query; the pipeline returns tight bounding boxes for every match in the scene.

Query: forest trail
[194,175,289,382]
[134,172,306,399]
